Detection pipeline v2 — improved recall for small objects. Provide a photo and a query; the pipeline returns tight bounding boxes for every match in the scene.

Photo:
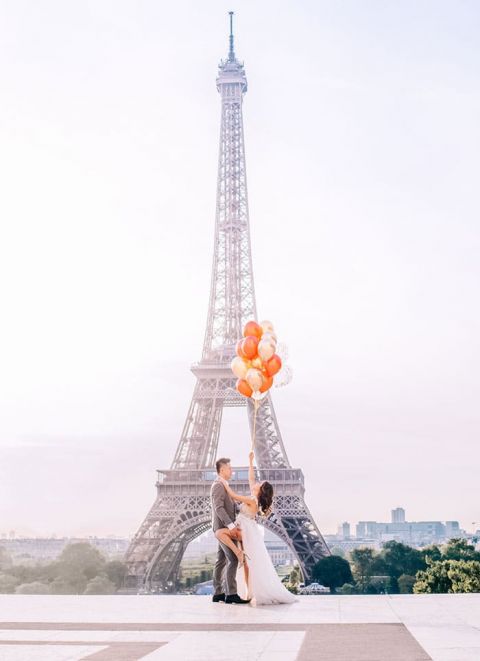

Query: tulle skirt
[235,513,297,605]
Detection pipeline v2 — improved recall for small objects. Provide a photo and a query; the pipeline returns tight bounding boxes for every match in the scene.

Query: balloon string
[251,398,259,452]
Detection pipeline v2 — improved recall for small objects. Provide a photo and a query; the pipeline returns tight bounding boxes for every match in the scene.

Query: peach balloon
[245,368,263,392]
[259,375,274,393]
[258,339,275,362]
[241,335,259,360]
[251,356,263,369]
[243,320,263,340]
[265,354,282,377]
[236,379,253,398]
[231,356,249,380]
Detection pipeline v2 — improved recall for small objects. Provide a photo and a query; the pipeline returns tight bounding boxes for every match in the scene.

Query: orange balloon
[259,375,273,393]
[251,356,263,370]
[265,354,282,377]
[243,320,263,340]
[241,335,259,360]
[236,378,253,398]
[236,339,247,359]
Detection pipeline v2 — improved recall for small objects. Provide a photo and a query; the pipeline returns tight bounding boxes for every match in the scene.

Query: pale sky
[1,1,479,539]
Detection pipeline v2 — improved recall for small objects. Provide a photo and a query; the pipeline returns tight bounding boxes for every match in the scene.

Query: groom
[211,457,250,604]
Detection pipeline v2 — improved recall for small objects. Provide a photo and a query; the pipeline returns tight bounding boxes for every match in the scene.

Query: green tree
[104,561,127,590]
[0,547,13,571]
[15,581,51,594]
[381,541,425,579]
[50,576,76,594]
[398,574,416,594]
[83,575,116,595]
[414,559,480,594]
[442,539,480,562]
[350,547,379,593]
[414,559,453,593]
[58,543,105,578]
[0,573,20,594]
[421,545,442,564]
[448,560,480,593]
[312,555,353,594]
[56,543,106,593]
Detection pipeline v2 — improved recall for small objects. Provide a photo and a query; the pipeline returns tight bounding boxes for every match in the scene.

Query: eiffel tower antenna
[125,14,330,593]
[228,11,235,61]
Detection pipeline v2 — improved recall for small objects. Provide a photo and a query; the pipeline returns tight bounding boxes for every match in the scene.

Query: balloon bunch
[231,320,282,400]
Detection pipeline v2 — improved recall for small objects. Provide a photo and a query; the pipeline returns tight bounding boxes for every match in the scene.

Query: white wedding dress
[235,497,297,605]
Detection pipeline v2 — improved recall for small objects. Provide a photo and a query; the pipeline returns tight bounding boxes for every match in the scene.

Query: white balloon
[260,320,275,334]
[231,356,248,379]
[262,332,277,345]
[245,368,263,392]
[258,339,275,361]
[276,341,289,361]
[274,364,293,388]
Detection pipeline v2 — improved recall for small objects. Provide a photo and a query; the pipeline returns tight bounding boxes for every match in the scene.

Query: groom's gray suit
[211,478,238,596]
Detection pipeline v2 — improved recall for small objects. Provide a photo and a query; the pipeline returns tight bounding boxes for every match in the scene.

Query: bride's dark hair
[258,481,274,517]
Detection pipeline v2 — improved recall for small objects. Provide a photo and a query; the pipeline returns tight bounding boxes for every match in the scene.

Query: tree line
[1,538,479,595]
[0,543,127,594]
[310,538,480,594]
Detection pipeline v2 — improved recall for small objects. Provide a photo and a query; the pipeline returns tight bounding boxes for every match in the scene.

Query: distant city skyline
[2,505,479,540]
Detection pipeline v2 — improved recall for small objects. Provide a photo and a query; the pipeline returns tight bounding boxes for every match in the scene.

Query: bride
[215,450,297,605]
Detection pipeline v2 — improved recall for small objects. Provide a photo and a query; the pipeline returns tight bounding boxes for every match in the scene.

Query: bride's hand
[249,451,254,463]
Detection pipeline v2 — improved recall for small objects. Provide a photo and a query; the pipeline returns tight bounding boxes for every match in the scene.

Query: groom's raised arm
[212,481,235,530]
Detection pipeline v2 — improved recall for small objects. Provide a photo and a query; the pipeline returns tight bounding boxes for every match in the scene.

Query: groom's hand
[230,527,241,541]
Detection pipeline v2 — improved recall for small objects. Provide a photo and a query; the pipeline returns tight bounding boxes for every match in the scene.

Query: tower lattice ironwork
[125,13,330,592]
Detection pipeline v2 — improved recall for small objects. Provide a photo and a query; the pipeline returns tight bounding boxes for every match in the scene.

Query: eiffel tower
[125,13,330,593]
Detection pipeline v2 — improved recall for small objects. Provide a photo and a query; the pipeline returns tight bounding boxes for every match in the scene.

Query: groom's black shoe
[225,593,251,604]
[212,593,225,603]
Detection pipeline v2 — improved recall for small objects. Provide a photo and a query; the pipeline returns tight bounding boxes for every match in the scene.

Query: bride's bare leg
[242,548,250,588]
[215,529,245,563]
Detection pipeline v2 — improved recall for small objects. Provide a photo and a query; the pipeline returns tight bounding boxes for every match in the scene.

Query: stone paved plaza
[0,594,479,660]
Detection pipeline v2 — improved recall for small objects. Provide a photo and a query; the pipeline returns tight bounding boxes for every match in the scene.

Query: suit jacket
[211,478,236,532]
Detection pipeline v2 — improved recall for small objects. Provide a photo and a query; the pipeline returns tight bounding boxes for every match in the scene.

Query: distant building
[324,536,381,553]
[263,529,296,566]
[355,521,378,539]
[391,508,406,524]
[445,521,460,538]
[338,522,350,539]
[0,537,130,563]
[353,510,464,547]
[320,509,466,549]
[183,533,218,559]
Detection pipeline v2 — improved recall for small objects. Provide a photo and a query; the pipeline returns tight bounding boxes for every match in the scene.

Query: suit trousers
[213,538,238,596]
